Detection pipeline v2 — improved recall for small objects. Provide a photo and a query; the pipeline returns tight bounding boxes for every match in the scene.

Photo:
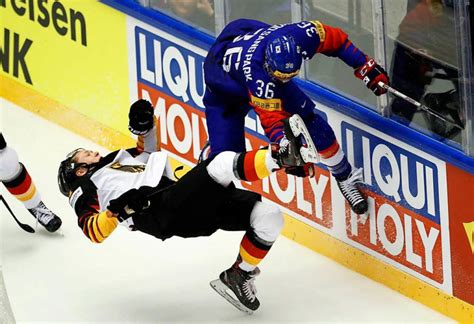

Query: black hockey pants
[132,161,261,241]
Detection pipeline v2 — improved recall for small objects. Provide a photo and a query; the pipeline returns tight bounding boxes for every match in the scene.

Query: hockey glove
[285,163,315,178]
[354,58,389,96]
[108,187,151,221]
[128,99,154,135]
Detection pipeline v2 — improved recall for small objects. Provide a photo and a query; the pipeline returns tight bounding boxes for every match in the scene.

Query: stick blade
[21,224,35,233]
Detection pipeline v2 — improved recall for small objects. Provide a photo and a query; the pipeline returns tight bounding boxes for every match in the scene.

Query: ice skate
[28,201,62,232]
[336,168,368,214]
[210,264,261,314]
[271,137,305,168]
[285,114,319,164]
[272,114,319,168]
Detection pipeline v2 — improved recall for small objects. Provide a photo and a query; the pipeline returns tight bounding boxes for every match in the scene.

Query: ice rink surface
[0,99,453,323]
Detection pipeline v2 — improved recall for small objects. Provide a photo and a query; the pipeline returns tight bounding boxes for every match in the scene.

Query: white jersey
[68,124,171,235]
[90,149,172,212]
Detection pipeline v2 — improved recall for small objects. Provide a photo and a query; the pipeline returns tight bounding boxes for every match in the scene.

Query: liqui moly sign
[129,22,208,162]
[341,122,451,290]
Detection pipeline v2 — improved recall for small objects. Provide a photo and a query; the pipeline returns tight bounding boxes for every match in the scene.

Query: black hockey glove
[128,99,154,135]
[108,187,151,221]
[354,58,389,96]
[285,163,315,178]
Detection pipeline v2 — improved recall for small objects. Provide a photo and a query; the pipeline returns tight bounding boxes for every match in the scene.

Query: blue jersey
[204,18,368,143]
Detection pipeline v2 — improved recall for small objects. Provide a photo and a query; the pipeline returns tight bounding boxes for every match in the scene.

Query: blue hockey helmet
[265,35,302,82]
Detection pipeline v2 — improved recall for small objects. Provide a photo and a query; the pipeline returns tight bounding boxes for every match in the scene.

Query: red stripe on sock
[243,150,259,181]
[241,235,269,259]
[7,172,32,195]
[319,141,340,159]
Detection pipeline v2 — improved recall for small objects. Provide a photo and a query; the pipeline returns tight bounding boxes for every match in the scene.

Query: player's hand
[128,99,154,135]
[285,163,315,178]
[108,188,151,221]
[354,58,389,96]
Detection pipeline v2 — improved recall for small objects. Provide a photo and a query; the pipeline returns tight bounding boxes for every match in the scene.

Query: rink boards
[0,0,472,321]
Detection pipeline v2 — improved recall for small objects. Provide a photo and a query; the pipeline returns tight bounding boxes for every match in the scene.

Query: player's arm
[313,21,368,68]
[70,184,118,243]
[128,99,160,157]
[135,116,159,154]
[316,21,389,95]
[292,20,389,95]
[285,20,363,65]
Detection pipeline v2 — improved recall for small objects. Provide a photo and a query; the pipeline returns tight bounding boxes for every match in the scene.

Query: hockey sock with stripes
[2,163,41,209]
[233,147,279,182]
[237,231,273,272]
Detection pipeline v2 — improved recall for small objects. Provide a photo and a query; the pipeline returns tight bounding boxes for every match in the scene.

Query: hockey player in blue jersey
[203,19,390,214]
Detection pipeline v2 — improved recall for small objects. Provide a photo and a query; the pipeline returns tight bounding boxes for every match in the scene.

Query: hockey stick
[0,195,35,233]
[378,82,464,130]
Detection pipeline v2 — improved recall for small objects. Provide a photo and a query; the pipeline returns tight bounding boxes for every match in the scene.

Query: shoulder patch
[69,186,83,209]
[250,95,283,111]
[311,20,326,42]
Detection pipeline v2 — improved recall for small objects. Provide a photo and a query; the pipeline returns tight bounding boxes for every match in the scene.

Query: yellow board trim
[2,75,473,323]
[282,215,474,323]
[0,75,135,151]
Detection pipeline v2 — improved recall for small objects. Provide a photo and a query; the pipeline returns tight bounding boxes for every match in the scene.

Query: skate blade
[288,114,320,164]
[210,279,254,315]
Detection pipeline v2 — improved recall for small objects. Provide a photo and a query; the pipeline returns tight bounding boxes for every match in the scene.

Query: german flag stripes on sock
[233,148,271,181]
[238,231,272,271]
[2,163,40,209]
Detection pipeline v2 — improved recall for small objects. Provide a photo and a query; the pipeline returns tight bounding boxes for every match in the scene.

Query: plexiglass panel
[385,0,464,144]
[303,0,377,109]
[225,0,293,25]
[148,0,217,34]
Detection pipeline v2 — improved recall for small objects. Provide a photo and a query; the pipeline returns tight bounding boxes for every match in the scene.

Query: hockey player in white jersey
[58,99,317,314]
[0,132,62,232]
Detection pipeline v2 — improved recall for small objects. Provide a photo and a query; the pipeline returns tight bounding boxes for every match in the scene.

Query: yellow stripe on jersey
[136,136,145,153]
[250,95,283,112]
[84,211,118,243]
[138,117,160,153]
[311,20,326,41]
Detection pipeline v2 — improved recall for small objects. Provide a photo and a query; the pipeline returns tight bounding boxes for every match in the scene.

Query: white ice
[0,99,453,323]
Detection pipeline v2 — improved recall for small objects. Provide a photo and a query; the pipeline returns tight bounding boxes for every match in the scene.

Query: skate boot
[272,114,319,168]
[336,168,368,214]
[271,136,304,168]
[28,201,62,232]
[285,114,319,164]
[210,264,261,314]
